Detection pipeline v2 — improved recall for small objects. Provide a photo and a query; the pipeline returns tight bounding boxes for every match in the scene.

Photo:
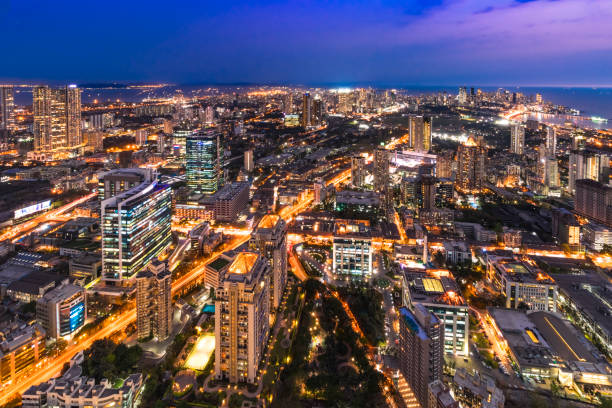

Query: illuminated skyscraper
[33,85,81,153]
[351,155,366,188]
[0,85,15,134]
[568,150,610,194]
[100,170,172,283]
[249,214,287,311]
[510,124,525,154]
[282,92,293,114]
[215,252,269,383]
[186,132,224,194]
[244,149,254,173]
[373,147,389,192]
[546,126,556,156]
[410,115,433,152]
[136,260,172,341]
[456,136,486,193]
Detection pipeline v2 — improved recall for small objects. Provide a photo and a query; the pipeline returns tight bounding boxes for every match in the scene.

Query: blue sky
[0,0,611,86]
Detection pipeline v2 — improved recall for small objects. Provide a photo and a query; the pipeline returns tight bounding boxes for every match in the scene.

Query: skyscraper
[546,126,556,156]
[100,170,172,283]
[282,92,293,115]
[249,214,287,311]
[351,155,366,188]
[510,124,525,155]
[575,179,612,227]
[399,305,444,408]
[215,252,269,384]
[568,150,610,194]
[0,85,15,134]
[456,136,486,193]
[301,92,312,128]
[33,85,82,153]
[410,115,433,152]
[186,132,224,194]
[136,260,172,341]
[373,147,389,192]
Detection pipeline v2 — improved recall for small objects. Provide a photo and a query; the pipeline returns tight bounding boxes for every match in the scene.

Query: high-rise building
[457,87,468,105]
[332,220,373,281]
[98,168,154,201]
[215,252,269,383]
[136,260,172,341]
[410,115,432,152]
[249,215,287,311]
[100,170,172,283]
[244,149,254,173]
[568,150,610,194]
[546,126,556,156]
[510,124,525,155]
[36,283,86,340]
[351,155,366,188]
[399,305,444,408]
[33,85,82,153]
[575,179,612,227]
[456,136,486,193]
[186,132,224,194]
[172,126,195,158]
[373,147,389,192]
[0,323,45,385]
[0,85,15,134]
[282,92,293,115]
[301,92,312,128]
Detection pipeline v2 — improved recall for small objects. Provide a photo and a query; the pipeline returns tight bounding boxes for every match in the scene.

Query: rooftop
[257,214,281,230]
[228,252,259,276]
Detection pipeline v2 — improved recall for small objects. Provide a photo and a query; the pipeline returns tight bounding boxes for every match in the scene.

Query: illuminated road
[0,191,97,243]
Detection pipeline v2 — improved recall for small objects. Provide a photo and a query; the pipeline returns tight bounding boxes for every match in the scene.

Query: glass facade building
[101,180,172,283]
[186,133,223,194]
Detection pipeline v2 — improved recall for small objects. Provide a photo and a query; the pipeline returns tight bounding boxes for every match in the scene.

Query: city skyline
[1,0,611,86]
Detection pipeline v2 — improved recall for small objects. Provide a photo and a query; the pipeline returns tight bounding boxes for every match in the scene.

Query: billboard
[14,200,51,219]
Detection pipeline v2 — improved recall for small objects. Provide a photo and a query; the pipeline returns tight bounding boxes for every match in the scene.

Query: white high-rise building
[510,124,525,155]
[136,260,172,341]
[244,149,254,172]
[33,85,82,154]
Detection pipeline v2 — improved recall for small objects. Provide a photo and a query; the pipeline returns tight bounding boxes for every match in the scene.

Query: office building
[101,171,172,283]
[402,272,469,356]
[98,168,154,201]
[33,85,82,154]
[22,373,144,408]
[456,136,486,193]
[0,85,15,134]
[399,305,444,408]
[210,181,250,221]
[172,126,195,158]
[351,155,366,188]
[244,149,254,173]
[0,323,45,385]
[510,124,524,154]
[410,115,432,152]
[215,252,269,383]
[136,260,172,341]
[575,179,612,227]
[332,220,373,281]
[186,132,224,194]
[486,255,558,312]
[249,215,287,311]
[36,283,86,340]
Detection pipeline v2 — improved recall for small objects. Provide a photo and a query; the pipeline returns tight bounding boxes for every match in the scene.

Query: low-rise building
[37,283,86,340]
[332,220,373,281]
[0,323,45,385]
[452,367,505,408]
[69,253,102,285]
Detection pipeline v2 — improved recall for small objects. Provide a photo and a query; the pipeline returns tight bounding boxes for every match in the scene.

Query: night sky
[1,0,611,86]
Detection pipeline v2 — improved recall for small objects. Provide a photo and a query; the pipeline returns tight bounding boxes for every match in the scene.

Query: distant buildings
[399,305,444,408]
[510,124,525,155]
[410,115,432,152]
[301,92,312,128]
[215,252,269,383]
[250,215,287,311]
[100,169,172,283]
[456,136,486,193]
[136,260,172,341]
[332,220,373,281]
[36,283,86,339]
[186,132,224,194]
[33,85,82,155]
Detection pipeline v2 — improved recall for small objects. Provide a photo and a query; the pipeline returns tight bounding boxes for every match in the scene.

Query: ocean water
[12,84,612,125]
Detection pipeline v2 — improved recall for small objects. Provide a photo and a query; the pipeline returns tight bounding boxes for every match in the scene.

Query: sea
[12,84,612,129]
